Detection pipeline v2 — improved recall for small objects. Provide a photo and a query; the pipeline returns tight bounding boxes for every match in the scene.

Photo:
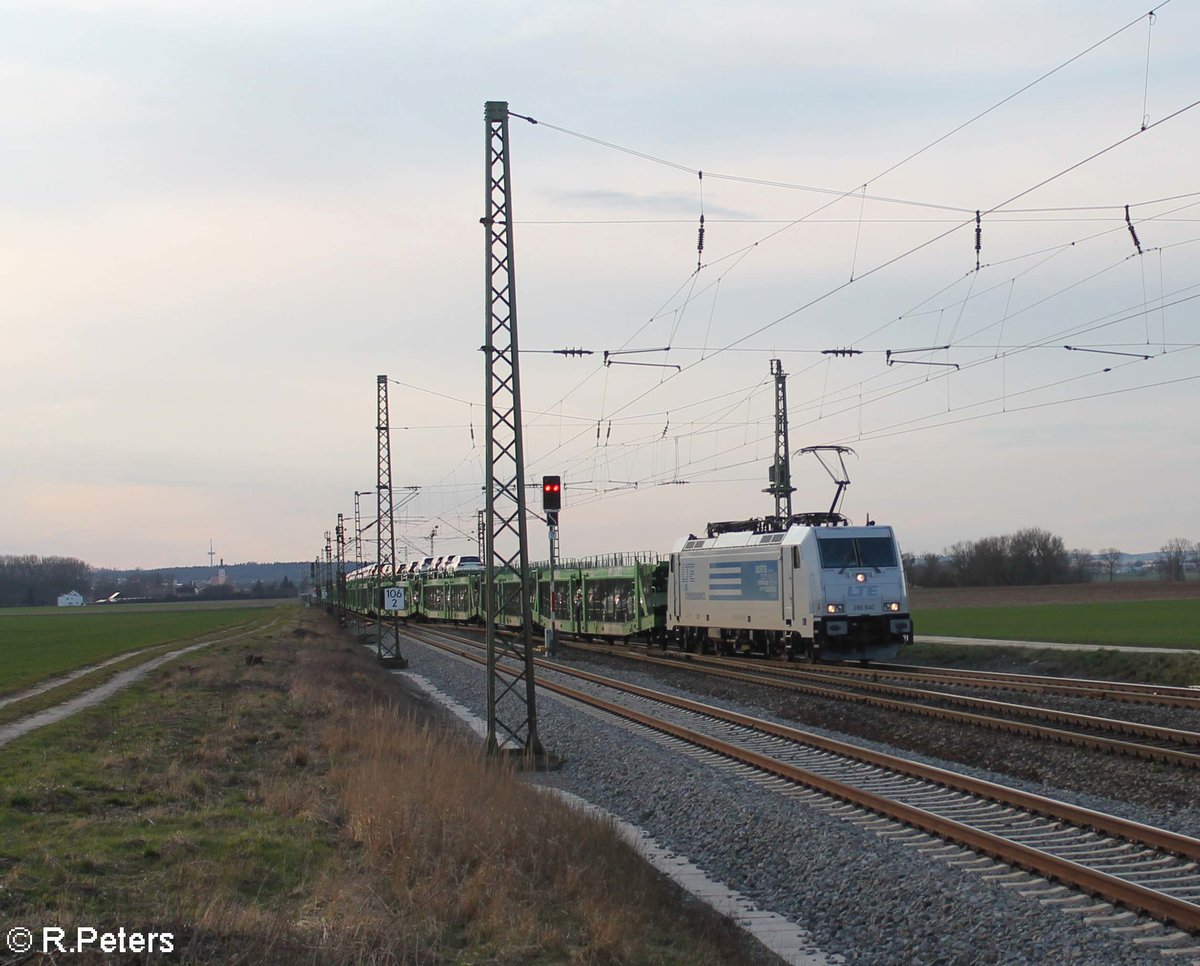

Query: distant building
[207,557,236,590]
[57,591,85,607]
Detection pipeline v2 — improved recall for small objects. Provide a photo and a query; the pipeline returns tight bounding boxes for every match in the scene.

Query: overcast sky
[2,1,1198,570]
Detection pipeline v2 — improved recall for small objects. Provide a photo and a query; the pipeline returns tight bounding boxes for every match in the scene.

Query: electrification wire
[626,346,1200,494]
[389,9,1185,520]
[554,278,1200,498]
[519,216,1199,226]
[700,96,1200,368]
[872,5,1168,184]
[509,10,1189,468]
[513,113,973,213]
[517,1,1167,219]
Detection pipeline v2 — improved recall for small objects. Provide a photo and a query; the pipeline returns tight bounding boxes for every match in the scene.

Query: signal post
[542,475,561,656]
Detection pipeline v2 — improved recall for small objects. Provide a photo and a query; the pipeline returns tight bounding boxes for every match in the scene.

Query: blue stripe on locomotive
[706,559,779,600]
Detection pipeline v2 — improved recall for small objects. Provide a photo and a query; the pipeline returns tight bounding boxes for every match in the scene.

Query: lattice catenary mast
[323,531,333,612]
[482,100,542,757]
[375,374,407,667]
[335,513,347,626]
[353,490,368,566]
[764,358,795,521]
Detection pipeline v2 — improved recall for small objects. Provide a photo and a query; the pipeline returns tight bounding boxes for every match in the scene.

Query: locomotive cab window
[857,536,898,569]
[816,536,899,569]
[816,537,858,569]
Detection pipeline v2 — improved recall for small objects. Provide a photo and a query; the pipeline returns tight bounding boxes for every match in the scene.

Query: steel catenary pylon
[376,374,407,668]
[764,358,795,522]
[482,100,542,757]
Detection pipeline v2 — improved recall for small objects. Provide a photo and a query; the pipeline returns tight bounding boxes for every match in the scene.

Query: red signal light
[542,475,562,512]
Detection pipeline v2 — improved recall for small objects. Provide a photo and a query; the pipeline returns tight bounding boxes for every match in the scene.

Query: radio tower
[376,375,407,667]
[482,101,543,759]
[764,358,795,523]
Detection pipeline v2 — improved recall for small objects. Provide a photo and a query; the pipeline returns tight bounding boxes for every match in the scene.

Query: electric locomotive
[341,445,913,663]
[668,515,912,662]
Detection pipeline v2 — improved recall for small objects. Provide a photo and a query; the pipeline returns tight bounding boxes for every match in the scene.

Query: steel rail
[416,627,1200,856]
[585,639,1200,709]
[558,639,1200,768]
[409,626,1200,931]
[815,660,1200,709]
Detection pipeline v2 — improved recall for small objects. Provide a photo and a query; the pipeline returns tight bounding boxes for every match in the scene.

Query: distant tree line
[903,528,1086,588]
[1157,538,1200,582]
[0,555,304,607]
[0,555,95,607]
[196,577,298,600]
[903,530,1200,587]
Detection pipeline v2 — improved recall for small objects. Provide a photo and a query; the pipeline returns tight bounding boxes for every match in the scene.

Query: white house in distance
[56,590,85,607]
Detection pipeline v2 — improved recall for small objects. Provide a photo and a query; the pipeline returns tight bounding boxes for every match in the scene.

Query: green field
[0,604,276,696]
[915,598,1200,648]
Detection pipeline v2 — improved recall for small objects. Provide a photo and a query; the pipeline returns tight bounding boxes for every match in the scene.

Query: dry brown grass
[2,611,760,965]
[293,626,753,965]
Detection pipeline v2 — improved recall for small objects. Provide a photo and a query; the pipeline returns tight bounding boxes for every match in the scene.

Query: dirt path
[0,624,271,750]
[0,646,158,709]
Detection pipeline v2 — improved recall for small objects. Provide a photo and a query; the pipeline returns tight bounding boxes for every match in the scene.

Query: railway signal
[542,475,561,527]
[541,475,563,656]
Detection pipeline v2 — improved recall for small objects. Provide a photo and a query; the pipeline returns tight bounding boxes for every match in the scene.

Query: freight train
[342,512,913,663]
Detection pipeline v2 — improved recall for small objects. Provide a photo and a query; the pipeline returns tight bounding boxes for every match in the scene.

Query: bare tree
[1011,527,1069,584]
[1188,541,1200,581]
[1159,538,1191,581]
[920,552,945,587]
[1099,547,1122,582]
[973,535,1010,586]
[947,541,975,585]
[0,554,94,607]
[1070,547,1093,583]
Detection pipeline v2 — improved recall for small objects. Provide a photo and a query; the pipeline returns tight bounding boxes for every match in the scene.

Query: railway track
[406,624,1200,936]
[550,638,1200,769]
[567,638,1200,708]
[811,659,1200,710]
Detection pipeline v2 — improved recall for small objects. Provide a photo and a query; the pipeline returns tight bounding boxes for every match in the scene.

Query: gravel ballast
[385,632,1197,965]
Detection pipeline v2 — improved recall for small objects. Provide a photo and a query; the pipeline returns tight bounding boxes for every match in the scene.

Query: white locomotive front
[668,523,913,662]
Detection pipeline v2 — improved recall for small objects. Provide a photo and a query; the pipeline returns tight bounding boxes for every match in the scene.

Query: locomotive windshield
[816,535,898,570]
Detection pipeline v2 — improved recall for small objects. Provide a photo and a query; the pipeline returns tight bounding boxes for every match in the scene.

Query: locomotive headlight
[885,601,901,612]
[854,573,866,583]
[826,603,844,614]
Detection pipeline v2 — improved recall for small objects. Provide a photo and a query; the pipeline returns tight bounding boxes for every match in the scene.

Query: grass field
[0,611,757,963]
[904,640,1200,686]
[0,605,280,696]
[914,598,1200,648]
